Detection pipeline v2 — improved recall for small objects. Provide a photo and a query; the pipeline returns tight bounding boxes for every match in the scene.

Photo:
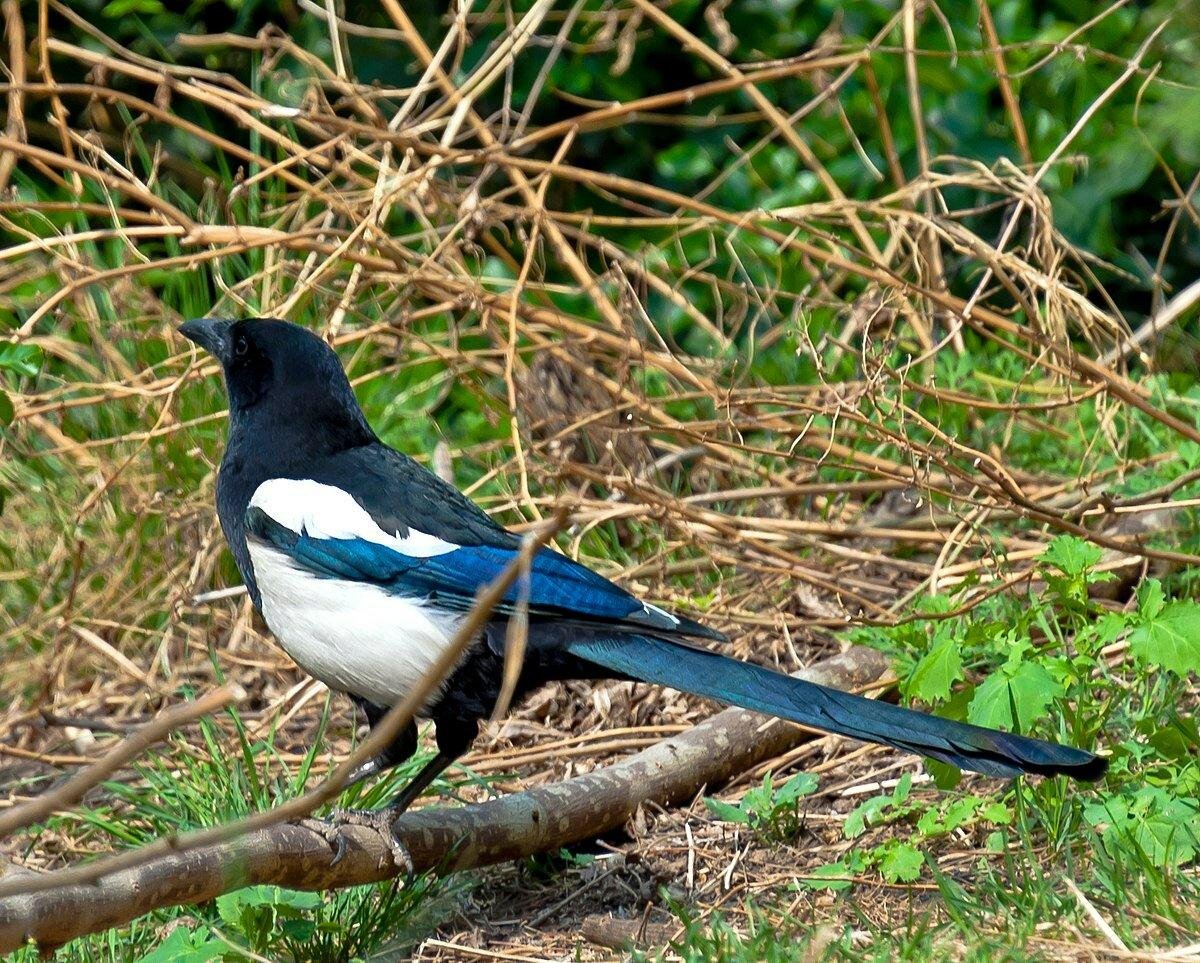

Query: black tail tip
[1069,751,1109,783]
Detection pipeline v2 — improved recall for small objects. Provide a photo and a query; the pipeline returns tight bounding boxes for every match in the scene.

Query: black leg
[375,749,457,814]
[344,701,418,789]
[315,708,469,869]
[371,713,477,813]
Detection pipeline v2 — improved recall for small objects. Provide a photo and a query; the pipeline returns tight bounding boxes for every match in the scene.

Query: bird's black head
[179,317,375,449]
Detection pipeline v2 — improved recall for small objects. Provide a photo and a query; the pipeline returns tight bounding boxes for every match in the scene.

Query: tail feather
[567,634,1106,781]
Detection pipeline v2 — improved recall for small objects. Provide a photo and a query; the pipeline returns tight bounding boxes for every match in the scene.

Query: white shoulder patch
[249,478,458,558]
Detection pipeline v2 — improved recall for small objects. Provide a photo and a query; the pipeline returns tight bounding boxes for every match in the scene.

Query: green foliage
[799,776,1010,890]
[1085,787,1200,868]
[966,643,1064,733]
[836,532,1200,927]
[704,771,819,840]
[129,879,443,962]
[0,343,41,427]
[1129,580,1200,677]
[10,701,464,962]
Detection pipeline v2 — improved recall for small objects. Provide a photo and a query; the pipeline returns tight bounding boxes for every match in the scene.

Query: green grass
[9,700,475,962]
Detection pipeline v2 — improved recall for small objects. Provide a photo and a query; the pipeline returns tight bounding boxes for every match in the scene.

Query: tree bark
[0,646,891,954]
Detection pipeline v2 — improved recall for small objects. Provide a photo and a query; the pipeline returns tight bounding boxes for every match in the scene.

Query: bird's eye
[234,337,249,357]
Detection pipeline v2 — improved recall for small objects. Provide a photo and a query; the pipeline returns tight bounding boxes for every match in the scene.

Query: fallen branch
[0,647,892,954]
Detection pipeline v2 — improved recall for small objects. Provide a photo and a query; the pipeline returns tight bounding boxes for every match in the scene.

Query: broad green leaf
[981,801,1012,824]
[1092,612,1128,649]
[704,796,749,824]
[907,634,964,702]
[845,793,894,838]
[1129,602,1200,677]
[878,841,924,883]
[0,390,11,427]
[1084,788,1200,867]
[799,860,859,891]
[0,343,42,377]
[925,757,962,790]
[967,661,1064,731]
[939,797,982,834]
[1040,535,1103,577]
[138,926,224,962]
[776,772,819,803]
[1137,579,1166,621]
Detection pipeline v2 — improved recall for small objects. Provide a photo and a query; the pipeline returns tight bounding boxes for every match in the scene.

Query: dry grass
[1,1,1196,958]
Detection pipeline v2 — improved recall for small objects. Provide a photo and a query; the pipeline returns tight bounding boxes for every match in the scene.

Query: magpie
[180,317,1106,840]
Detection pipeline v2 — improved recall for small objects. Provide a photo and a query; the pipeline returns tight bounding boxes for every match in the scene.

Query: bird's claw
[306,808,412,873]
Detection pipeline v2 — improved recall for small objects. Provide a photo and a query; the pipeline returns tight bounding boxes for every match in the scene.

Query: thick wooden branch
[0,647,891,954]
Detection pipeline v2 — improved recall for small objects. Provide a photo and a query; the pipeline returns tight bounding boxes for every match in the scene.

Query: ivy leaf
[878,842,924,883]
[967,661,1064,731]
[1129,601,1200,677]
[1040,535,1103,577]
[906,634,964,703]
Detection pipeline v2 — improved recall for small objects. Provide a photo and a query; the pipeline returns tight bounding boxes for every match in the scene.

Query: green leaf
[980,801,1012,824]
[1040,535,1103,577]
[1137,579,1166,621]
[0,390,11,427]
[138,926,224,962]
[281,919,317,941]
[906,633,964,703]
[0,343,42,377]
[704,796,749,824]
[799,860,860,891]
[1179,441,1200,471]
[775,772,819,803]
[925,757,962,790]
[1129,601,1200,677]
[967,661,1064,731]
[877,841,924,883]
[655,142,715,181]
[103,0,165,15]
[845,797,887,839]
[1084,788,1200,867]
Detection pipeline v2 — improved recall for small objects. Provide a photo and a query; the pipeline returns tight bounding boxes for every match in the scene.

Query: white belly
[247,540,464,707]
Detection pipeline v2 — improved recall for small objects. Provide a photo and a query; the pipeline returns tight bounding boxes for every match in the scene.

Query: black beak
[179,318,232,362]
